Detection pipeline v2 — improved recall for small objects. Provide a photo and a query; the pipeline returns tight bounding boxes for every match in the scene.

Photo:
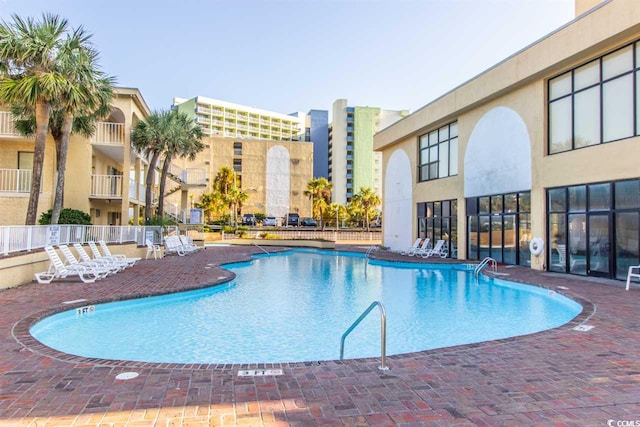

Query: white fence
[0,111,18,136]
[222,229,382,242]
[0,225,176,256]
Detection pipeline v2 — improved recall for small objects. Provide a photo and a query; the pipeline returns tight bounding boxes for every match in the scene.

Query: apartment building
[0,88,205,226]
[329,99,408,205]
[173,96,319,216]
[291,109,330,179]
[183,136,313,219]
[374,0,640,280]
[173,96,304,142]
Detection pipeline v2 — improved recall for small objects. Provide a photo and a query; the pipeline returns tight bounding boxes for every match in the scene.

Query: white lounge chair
[57,244,113,278]
[145,239,163,259]
[179,235,200,252]
[164,236,186,256]
[422,240,448,258]
[626,265,640,290]
[98,241,140,266]
[400,238,422,255]
[87,241,133,269]
[74,243,125,272]
[413,239,433,257]
[35,246,100,284]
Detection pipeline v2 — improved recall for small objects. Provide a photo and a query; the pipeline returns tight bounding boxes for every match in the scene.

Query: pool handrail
[251,243,270,256]
[474,257,497,278]
[340,300,388,370]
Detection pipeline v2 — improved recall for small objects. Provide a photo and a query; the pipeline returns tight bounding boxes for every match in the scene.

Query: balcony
[91,174,122,198]
[92,122,125,145]
[195,106,212,115]
[346,136,354,142]
[211,108,224,116]
[0,169,31,192]
[0,112,19,136]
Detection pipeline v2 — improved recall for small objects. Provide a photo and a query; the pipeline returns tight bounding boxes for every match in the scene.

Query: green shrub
[38,209,91,225]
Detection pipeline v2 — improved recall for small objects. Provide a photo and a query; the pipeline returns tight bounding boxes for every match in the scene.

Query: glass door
[588,214,610,277]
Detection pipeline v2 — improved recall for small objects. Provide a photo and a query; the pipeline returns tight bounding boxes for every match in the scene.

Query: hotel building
[329,99,408,205]
[375,0,640,280]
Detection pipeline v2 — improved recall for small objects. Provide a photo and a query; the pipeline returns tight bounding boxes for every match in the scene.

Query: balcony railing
[92,122,125,145]
[0,112,19,136]
[0,169,32,192]
[91,174,122,197]
[166,163,206,185]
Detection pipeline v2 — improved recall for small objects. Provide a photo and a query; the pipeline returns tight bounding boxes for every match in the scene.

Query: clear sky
[0,0,575,116]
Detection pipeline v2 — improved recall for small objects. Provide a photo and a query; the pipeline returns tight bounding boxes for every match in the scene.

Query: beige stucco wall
[376,0,640,269]
[184,136,314,218]
[0,242,146,289]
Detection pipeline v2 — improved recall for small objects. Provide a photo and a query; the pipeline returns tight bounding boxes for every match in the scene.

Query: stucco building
[375,0,640,280]
[329,99,408,205]
[0,88,205,226]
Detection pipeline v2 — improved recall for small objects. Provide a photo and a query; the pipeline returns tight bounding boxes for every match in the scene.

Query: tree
[350,187,381,231]
[212,166,235,195]
[156,111,203,217]
[0,14,78,224]
[131,110,173,223]
[226,186,248,225]
[195,191,226,223]
[304,177,332,230]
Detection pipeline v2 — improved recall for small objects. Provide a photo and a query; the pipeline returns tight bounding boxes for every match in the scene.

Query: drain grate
[115,372,139,380]
[573,324,594,332]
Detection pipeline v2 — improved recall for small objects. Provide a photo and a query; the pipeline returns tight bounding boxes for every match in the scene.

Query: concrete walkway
[1,245,639,426]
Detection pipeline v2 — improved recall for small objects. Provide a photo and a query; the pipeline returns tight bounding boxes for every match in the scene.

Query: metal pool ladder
[340,301,389,370]
[252,243,270,256]
[474,257,497,278]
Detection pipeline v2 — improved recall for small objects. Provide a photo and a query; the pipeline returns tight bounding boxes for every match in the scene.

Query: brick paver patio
[1,245,640,426]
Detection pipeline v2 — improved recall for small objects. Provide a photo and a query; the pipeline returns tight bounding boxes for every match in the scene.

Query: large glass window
[466,191,530,266]
[417,199,457,258]
[548,42,640,154]
[418,122,458,182]
[547,179,640,279]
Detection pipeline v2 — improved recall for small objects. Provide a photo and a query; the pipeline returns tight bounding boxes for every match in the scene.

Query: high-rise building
[329,99,408,205]
[173,96,303,141]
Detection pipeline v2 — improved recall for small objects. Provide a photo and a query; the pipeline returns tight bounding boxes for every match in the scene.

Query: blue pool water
[31,250,582,364]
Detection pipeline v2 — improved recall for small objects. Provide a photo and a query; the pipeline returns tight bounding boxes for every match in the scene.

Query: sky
[0,0,575,116]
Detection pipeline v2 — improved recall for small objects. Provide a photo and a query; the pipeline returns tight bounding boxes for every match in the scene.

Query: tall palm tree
[351,187,382,231]
[51,40,114,224]
[0,14,74,224]
[304,177,332,230]
[156,111,203,218]
[226,186,248,225]
[131,110,172,223]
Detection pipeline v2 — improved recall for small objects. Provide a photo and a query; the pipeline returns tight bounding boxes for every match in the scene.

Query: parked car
[242,213,256,226]
[263,216,277,226]
[286,213,300,226]
[301,217,317,227]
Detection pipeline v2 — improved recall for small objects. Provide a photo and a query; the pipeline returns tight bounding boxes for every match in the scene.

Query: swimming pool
[31,249,582,364]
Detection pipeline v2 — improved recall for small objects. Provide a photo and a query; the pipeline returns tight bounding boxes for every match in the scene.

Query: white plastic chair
[626,265,640,290]
[146,239,163,259]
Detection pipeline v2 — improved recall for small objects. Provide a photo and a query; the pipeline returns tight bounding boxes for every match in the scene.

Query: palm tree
[226,186,248,226]
[156,111,203,218]
[0,14,76,224]
[131,110,172,223]
[195,191,226,223]
[213,166,235,195]
[351,187,382,231]
[304,177,332,230]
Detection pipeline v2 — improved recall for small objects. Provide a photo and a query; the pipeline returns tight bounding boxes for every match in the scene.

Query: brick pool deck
[1,245,640,426]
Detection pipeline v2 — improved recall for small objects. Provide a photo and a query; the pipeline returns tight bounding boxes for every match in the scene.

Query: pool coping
[11,247,595,370]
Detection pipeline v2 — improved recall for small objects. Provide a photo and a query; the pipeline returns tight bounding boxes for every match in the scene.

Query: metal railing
[474,257,497,278]
[90,174,123,197]
[221,230,382,242]
[91,122,125,145]
[251,243,270,255]
[340,301,388,370]
[0,225,174,256]
[0,111,19,136]
[0,168,32,192]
